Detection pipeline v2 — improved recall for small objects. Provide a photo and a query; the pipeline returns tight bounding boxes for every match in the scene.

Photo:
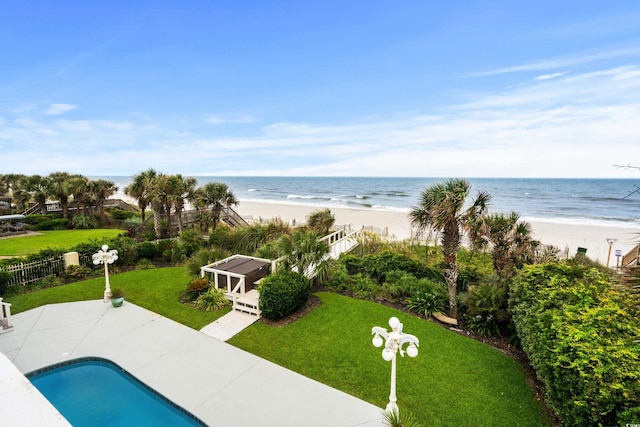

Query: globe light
[102,244,109,251]
[407,344,418,358]
[372,334,383,348]
[389,316,400,329]
[382,347,394,361]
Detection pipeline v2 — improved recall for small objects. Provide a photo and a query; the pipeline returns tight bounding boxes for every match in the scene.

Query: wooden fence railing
[1,253,93,287]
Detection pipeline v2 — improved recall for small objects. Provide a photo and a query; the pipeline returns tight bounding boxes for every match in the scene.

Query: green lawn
[0,229,126,256]
[229,292,552,427]
[6,269,551,426]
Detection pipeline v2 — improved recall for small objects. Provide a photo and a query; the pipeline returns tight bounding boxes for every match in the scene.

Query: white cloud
[205,114,256,125]
[535,72,565,80]
[44,103,78,115]
[2,65,640,178]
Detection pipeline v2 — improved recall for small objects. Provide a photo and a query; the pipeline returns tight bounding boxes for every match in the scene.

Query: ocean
[102,176,640,229]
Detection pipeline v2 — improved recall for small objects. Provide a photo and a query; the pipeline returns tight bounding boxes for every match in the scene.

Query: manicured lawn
[6,269,551,426]
[7,267,229,330]
[229,292,552,427]
[0,229,126,256]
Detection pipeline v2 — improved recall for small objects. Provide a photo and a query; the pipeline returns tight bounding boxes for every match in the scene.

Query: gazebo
[200,255,273,316]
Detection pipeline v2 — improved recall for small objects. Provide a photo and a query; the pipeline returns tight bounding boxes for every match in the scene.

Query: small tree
[306,208,335,235]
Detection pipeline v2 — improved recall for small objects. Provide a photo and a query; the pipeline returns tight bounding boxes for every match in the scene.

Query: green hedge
[510,263,640,426]
[342,251,443,283]
[259,270,311,320]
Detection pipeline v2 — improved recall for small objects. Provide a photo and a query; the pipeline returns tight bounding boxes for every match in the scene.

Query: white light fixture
[371,316,419,416]
[92,244,119,302]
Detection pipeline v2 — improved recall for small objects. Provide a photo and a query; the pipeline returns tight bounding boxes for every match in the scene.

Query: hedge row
[510,263,640,426]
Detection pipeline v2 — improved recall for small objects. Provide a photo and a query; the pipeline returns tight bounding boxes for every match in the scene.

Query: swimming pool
[27,357,206,427]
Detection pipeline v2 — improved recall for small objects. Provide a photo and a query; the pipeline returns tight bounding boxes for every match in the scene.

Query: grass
[6,268,551,426]
[229,292,552,427]
[7,267,229,330]
[0,229,126,256]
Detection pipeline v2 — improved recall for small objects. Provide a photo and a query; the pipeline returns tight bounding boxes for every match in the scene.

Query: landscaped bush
[259,270,311,320]
[510,263,640,426]
[342,251,442,283]
[194,287,229,312]
[462,276,511,337]
[136,241,160,260]
[135,259,156,270]
[64,265,92,281]
[0,271,12,296]
[405,279,448,317]
[109,209,138,221]
[32,218,71,230]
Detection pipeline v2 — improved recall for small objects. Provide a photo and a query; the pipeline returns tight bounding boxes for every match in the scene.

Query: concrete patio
[0,300,383,426]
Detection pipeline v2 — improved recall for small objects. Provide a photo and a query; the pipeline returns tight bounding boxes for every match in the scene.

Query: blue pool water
[28,358,206,427]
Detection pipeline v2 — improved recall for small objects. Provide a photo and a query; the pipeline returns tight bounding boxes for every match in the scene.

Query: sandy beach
[236,200,640,266]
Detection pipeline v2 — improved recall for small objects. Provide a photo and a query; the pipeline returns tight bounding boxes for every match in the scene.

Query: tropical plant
[194,287,229,312]
[462,276,510,337]
[484,212,540,277]
[409,178,490,318]
[306,208,335,235]
[124,168,157,224]
[197,182,238,230]
[405,279,448,317]
[89,179,118,223]
[24,174,50,214]
[167,174,197,234]
[381,409,421,427]
[276,230,330,280]
[68,175,92,217]
[47,171,74,219]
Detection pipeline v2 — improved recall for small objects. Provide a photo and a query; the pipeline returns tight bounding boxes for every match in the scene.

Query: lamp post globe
[371,317,419,416]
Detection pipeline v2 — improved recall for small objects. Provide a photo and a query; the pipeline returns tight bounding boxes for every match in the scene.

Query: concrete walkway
[200,310,259,341]
[0,300,383,427]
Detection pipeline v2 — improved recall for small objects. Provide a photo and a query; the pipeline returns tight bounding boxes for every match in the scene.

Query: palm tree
[147,173,172,238]
[410,178,491,319]
[124,169,157,224]
[25,175,50,214]
[277,230,331,280]
[484,212,541,277]
[199,182,238,230]
[167,174,197,235]
[68,175,92,217]
[48,172,73,219]
[306,208,335,236]
[90,179,118,223]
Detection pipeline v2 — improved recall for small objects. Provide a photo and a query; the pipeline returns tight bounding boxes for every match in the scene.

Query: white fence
[1,253,92,287]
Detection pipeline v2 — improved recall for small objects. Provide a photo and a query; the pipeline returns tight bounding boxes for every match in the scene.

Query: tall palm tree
[199,182,238,230]
[25,175,50,214]
[68,175,92,217]
[124,168,157,224]
[147,173,171,238]
[410,178,491,318]
[167,175,197,234]
[48,171,73,219]
[90,179,118,223]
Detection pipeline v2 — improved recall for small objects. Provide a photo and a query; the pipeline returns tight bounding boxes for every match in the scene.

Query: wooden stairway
[232,289,261,317]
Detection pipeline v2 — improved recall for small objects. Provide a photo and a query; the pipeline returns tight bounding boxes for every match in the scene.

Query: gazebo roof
[201,255,271,276]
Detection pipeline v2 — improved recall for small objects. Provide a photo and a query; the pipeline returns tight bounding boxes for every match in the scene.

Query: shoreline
[236,199,640,265]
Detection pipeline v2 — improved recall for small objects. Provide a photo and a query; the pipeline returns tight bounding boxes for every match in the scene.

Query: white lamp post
[372,316,419,416]
[92,244,118,302]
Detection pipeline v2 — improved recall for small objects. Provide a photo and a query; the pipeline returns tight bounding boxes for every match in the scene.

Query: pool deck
[0,300,383,427]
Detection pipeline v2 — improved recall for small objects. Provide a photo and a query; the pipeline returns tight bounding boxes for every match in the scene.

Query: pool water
[28,358,206,427]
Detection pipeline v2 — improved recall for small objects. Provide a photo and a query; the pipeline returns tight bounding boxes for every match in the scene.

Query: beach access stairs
[618,243,640,288]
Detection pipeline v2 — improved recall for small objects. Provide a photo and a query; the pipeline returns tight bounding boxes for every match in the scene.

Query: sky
[1,1,640,178]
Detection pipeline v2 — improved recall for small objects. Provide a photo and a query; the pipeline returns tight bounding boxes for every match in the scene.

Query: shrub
[259,270,311,320]
[462,277,511,337]
[184,248,229,277]
[64,265,92,281]
[510,263,640,426]
[194,288,229,312]
[32,218,70,230]
[40,275,61,289]
[71,215,97,229]
[0,271,12,296]
[109,209,137,221]
[136,241,159,260]
[405,279,448,317]
[135,259,155,270]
